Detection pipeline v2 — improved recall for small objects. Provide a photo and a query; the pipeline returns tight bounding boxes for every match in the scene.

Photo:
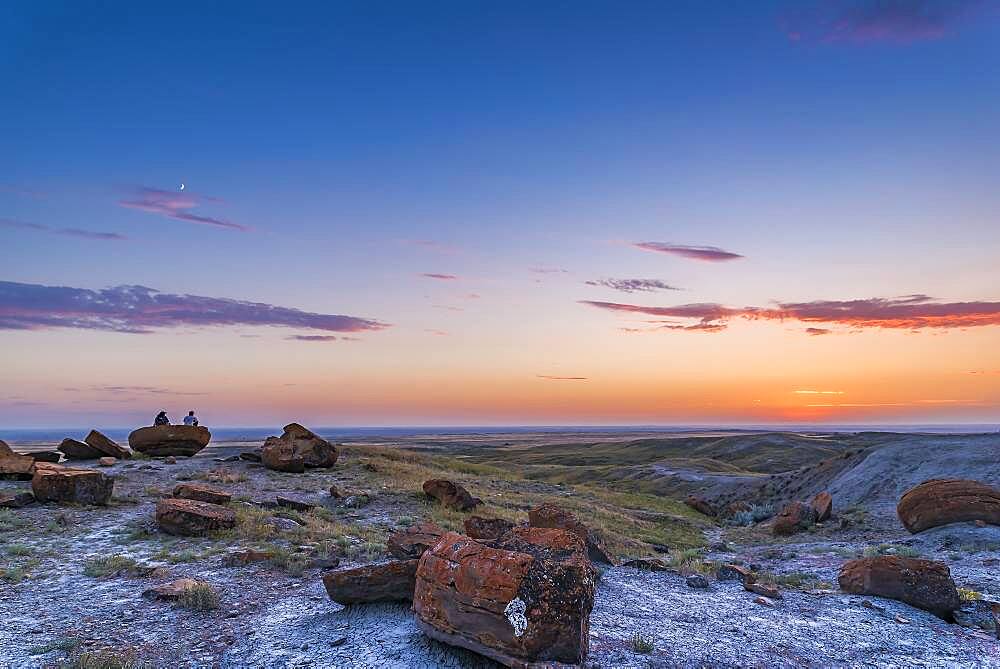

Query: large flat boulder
[0,453,36,480]
[528,503,615,565]
[838,556,961,619]
[85,430,132,459]
[322,560,419,605]
[173,482,232,505]
[58,438,103,460]
[261,423,337,473]
[155,498,236,536]
[387,522,446,559]
[413,528,597,667]
[32,466,113,505]
[129,425,211,457]
[897,479,1000,533]
[422,479,481,511]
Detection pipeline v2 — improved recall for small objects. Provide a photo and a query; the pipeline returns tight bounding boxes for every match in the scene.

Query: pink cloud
[537,375,589,381]
[783,0,987,44]
[420,273,459,281]
[806,327,833,336]
[633,242,744,262]
[119,187,247,231]
[585,278,681,293]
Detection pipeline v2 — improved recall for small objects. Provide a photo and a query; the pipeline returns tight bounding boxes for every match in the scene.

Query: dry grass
[177,582,219,611]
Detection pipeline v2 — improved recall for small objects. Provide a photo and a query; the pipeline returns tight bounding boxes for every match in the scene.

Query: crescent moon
[179,183,185,191]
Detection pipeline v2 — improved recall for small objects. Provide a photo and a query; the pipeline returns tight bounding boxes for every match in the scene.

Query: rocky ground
[1,431,999,668]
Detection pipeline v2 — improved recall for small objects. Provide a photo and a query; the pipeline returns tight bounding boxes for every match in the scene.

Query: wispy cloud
[806,327,833,336]
[582,295,1000,333]
[1,218,126,241]
[425,329,449,336]
[585,278,681,293]
[286,335,341,342]
[633,242,744,262]
[81,385,208,396]
[420,273,459,281]
[793,390,845,395]
[783,0,987,44]
[537,375,588,381]
[119,187,247,231]
[0,280,389,334]
[529,267,570,275]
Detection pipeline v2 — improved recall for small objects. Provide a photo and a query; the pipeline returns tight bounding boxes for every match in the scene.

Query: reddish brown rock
[0,439,11,456]
[0,453,36,480]
[622,558,672,572]
[464,515,515,541]
[27,451,62,463]
[85,430,132,459]
[838,556,961,619]
[97,457,116,467]
[261,423,338,473]
[32,466,113,505]
[143,578,203,601]
[897,479,1000,534]
[322,560,419,605]
[129,425,211,457]
[223,548,274,567]
[772,501,817,537]
[717,564,757,585]
[745,582,782,599]
[173,482,232,505]
[422,479,481,512]
[414,528,596,668]
[155,498,236,536]
[276,495,315,511]
[57,438,103,460]
[685,495,717,517]
[0,491,35,508]
[387,522,446,559]
[528,503,615,565]
[811,491,833,522]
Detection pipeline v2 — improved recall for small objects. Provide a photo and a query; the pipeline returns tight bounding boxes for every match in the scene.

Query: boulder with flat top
[322,560,419,605]
[32,465,113,505]
[897,479,1000,533]
[173,482,232,505]
[261,423,338,473]
[528,502,615,565]
[129,425,211,457]
[155,498,236,536]
[387,522,446,559]
[58,438,103,460]
[838,556,961,619]
[0,453,36,480]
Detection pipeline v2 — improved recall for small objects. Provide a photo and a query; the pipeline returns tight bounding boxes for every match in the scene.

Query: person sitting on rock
[154,410,170,426]
[183,410,199,427]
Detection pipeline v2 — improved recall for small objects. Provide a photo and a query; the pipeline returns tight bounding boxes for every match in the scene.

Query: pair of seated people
[153,411,199,427]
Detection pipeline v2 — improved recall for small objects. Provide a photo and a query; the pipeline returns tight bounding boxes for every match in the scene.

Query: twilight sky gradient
[3,1,999,427]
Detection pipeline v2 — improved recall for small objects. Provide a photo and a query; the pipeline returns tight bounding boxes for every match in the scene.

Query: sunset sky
[3,1,999,427]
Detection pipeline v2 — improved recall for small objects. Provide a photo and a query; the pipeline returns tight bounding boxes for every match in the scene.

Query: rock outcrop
[129,425,211,457]
[85,430,132,459]
[413,528,597,668]
[838,556,961,619]
[322,560,419,605]
[464,515,515,541]
[0,439,11,456]
[387,522,446,560]
[261,423,338,473]
[528,502,615,565]
[772,501,817,537]
[155,498,236,536]
[32,466,113,505]
[422,479,481,511]
[0,491,35,508]
[173,483,232,505]
[57,438,103,460]
[810,491,833,522]
[0,452,36,480]
[897,479,1000,533]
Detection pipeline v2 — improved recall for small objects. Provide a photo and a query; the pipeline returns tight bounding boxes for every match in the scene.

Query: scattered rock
[772,501,817,537]
[422,479,481,512]
[322,560,419,605]
[129,425,212,457]
[173,483,232,505]
[261,423,338,473]
[528,502,616,565]
[463,515,514,541]
[810,491,833,522]
[98,457,117,467]
[239,450,263,463]
[270,516,302,532]
[387,522,446,559]
[717,564,756,585]
[143,578,204,601]
[275,495,315,511]
[686,574,709,589]
[838,556,961,619]
[155,498,236,536]
[25,451,61,464]
[954,599,1000,634]
[897,479,1000,533]
[0,453,36,480]
[85,430,132,459]
[32,466,113,505]
[223,549,273,567]
[622,558,673,572]
[413,528,596,667]
[215,455,241,463]
[745,583,782,600]
[57,438,103,460]
[754,596,772,607]
[685,495,717,517]
[330,636,348,647]
[164,456,178,465]
[0,491,35,508]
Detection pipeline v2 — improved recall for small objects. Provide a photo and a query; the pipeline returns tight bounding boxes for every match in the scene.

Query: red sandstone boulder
[0,453,36,480]
[261,423,338,473]
[528,503,615,565]
[129,425,211,457]
[0,491,35,508]
[57,438,103,460]
[810,491,833,522]
[685,495,717,517]
[897,479,1000,534]
[173,482,232,505]
[322,560,419,605]
[32,466,113,505]
[422,479,481,511]
[155,498,236,536]
[464,515,515,541]
[717,563,757,585]
[772,501,816,536]
[85,430,132,459]
[387,522,446,560]
[414,528,597,667]
[838,556,961,619]
[27,451,62,463]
